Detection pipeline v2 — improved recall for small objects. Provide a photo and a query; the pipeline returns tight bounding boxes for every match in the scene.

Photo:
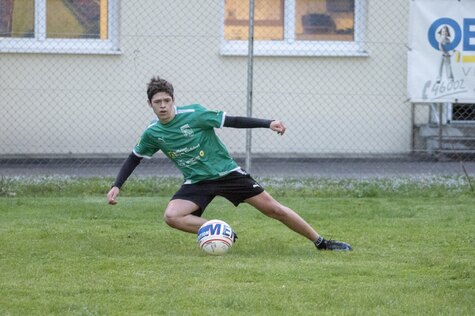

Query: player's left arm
[224,116,286,135]
[269,119,286,135]
[195,107,286,135]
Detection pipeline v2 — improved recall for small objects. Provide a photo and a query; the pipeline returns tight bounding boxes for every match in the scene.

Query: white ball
[197,219,234,255]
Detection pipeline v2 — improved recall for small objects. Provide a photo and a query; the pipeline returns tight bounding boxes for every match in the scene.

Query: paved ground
[1,157,474,179]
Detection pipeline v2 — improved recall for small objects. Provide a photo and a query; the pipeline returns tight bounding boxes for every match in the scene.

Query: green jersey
[133,104,239,184]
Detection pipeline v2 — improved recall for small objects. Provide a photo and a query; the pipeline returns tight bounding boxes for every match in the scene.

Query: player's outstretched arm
[223,116,286,135]
[270,120,286,135]
[107,152,143,205]
[107,186,120,205]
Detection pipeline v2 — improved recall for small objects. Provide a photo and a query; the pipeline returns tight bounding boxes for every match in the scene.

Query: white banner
[408,0,475,103]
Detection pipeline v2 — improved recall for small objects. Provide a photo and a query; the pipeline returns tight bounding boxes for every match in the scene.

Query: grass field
[0,176,474,315]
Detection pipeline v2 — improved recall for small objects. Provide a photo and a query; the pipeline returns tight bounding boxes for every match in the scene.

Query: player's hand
[270,120,286,135]
[107,186,120,205]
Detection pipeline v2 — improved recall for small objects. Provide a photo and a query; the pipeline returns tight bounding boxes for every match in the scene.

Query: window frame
[0,0,120,55]
[220,0,367,57]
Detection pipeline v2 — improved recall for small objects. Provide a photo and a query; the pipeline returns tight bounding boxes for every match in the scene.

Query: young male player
[107,76,352,251]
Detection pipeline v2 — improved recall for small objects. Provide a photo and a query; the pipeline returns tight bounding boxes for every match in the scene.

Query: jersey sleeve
[133,128,161,159]
[194,105,225,129]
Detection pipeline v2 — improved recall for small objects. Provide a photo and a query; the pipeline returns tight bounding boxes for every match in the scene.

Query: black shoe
[232,231,238,243]
[316,239,352,251]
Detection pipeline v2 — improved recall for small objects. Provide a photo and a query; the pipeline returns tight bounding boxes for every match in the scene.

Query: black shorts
[171,170,265,217]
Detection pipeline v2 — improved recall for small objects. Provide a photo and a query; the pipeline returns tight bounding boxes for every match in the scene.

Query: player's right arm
[107,152,143,205]
[108,127,159,205]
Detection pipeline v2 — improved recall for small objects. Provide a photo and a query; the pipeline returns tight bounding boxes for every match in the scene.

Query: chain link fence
[1,0,474,179]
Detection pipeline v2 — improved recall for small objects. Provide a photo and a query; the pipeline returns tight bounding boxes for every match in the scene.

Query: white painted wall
[0,0,411,157]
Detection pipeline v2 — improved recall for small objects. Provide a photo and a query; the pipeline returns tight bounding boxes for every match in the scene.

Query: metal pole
[438,103,443,154]
[245,0,255,172]
[410,102,415,153]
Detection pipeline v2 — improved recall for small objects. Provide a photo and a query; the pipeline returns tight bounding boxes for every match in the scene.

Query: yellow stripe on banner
[455,51,460,63]
[462,55,475,63]
[100,0,108,39]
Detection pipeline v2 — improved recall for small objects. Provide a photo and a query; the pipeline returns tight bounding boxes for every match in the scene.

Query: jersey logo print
[180,124,194,137]
[156,137,166,145]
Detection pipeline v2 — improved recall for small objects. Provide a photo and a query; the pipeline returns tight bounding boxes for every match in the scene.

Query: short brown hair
[147,76,174,101]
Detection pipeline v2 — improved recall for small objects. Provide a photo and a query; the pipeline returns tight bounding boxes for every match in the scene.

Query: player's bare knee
[163,211,179,228]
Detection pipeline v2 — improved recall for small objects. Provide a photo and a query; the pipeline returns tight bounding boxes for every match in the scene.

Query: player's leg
[163,199,207,233]
[245,191,319,241]
[245,191,352,251]
[216,170,351,250]
[164,183,215,234]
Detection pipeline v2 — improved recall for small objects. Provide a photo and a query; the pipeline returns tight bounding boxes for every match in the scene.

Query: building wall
[0,0,410,157]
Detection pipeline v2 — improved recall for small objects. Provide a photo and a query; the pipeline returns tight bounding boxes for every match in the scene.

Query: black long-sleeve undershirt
[223,115,273,128]
[112,115,273,188]
[112,152,142,188]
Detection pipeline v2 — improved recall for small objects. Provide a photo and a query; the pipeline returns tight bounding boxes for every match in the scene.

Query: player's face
[149,92,175,123]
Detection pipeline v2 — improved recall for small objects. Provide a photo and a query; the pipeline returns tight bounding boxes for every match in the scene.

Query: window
[0,0,119,54]
[221,0,366,56]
